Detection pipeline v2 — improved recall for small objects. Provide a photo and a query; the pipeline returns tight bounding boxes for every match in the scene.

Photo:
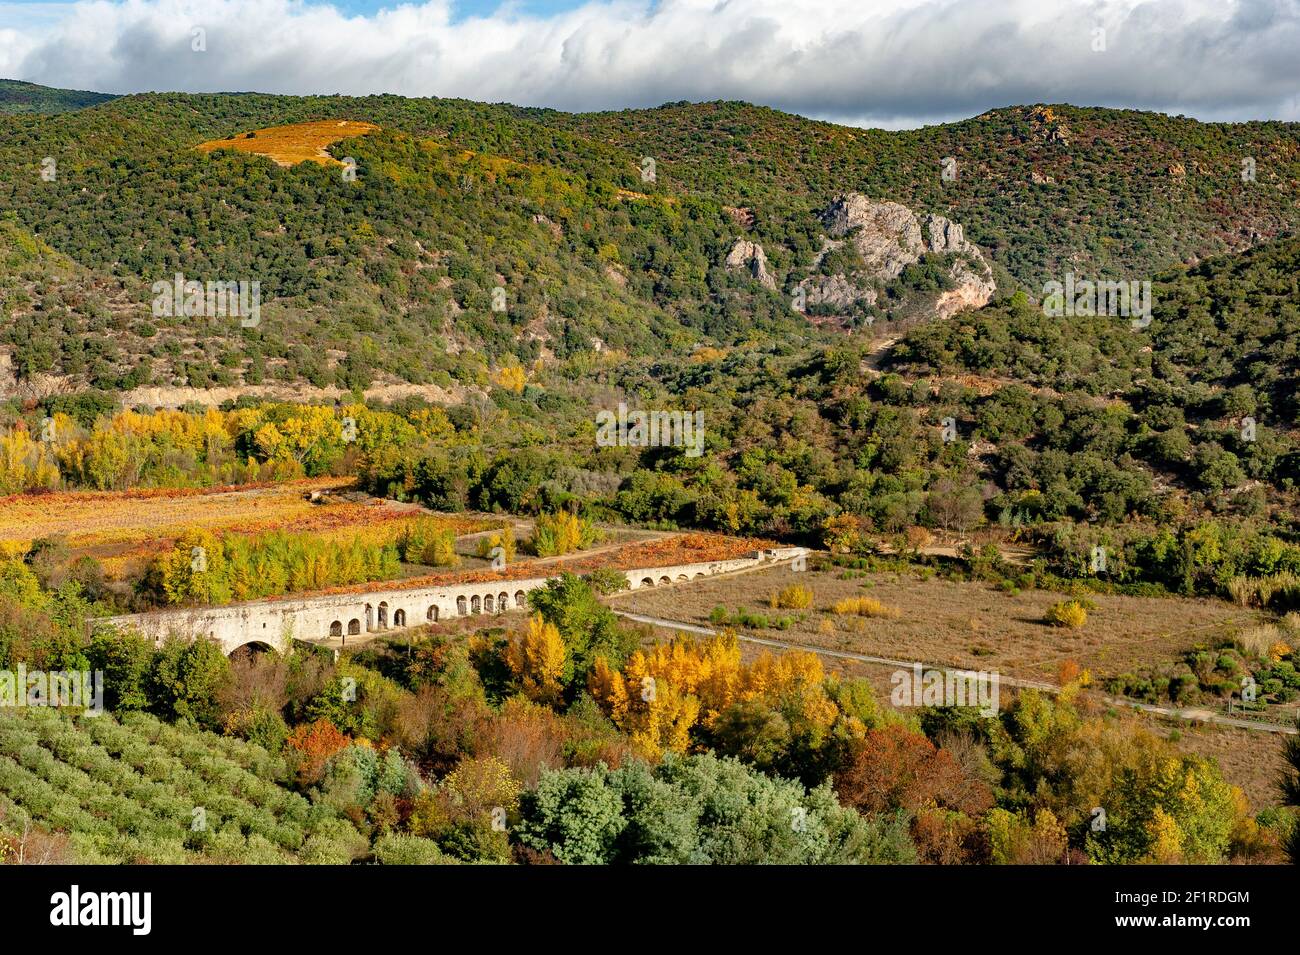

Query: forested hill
[0,79,117,114]
[0,89,1298,397]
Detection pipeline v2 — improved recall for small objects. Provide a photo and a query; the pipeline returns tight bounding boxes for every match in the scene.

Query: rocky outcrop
[802,274,876,311]
[805,193,995,321]
[724,239,777,290]
[820,196,922,280]
[925,215,968,256]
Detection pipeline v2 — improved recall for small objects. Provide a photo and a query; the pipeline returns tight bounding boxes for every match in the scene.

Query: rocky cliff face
[722,193,996,325]
[724,239,777,290]
[813,193,996,321]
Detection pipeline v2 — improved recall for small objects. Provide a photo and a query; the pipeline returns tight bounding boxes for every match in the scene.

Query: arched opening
[228,641,275,660]
[484,594,494,613]
[498,592,509,614]
[470,595,481,614]
[659,576,671,586]
[677,575,688,582]
[393,609,406,628]
[641,577,654,588]
[347,619,361,635]
[329,620,342,638]
[427,605,439,622]
[514,591,526,608]
[365,604,374,632]
[378,602,389,630]
[456,596,467,615]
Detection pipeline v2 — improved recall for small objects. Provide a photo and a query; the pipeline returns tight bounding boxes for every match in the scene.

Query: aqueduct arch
[98,547,812,656]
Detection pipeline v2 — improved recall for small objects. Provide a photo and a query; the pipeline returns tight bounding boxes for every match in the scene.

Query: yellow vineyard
[195,120,379,166]
[0,480,497,579]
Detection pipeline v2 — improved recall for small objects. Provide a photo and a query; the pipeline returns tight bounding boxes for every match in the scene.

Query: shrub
[299,833,363,865]
[1236,624,1281,660]
[373,832,452,865]
[831,596,901,619]
[398,519,459,567]
[1226,573,1300,611]
[475,526,517,564]
[769,584,813,610]
[583,567,630,595]
[1044,600,1087,629]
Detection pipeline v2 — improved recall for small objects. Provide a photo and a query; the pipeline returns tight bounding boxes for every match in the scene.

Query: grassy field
[613,565,1260,684]
[615,564,1293,807]
[195,120,379,166]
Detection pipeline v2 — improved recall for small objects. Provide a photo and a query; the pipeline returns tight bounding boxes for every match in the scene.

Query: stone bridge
[93,547,808,656]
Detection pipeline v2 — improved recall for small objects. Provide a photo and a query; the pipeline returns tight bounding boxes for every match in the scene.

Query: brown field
[612,565,1261,685]
[195,120,379,166]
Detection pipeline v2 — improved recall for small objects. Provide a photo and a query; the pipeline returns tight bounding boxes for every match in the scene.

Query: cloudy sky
[1,0,1298,128]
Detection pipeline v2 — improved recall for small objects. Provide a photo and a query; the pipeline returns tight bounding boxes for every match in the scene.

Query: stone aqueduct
[95,547,809,656]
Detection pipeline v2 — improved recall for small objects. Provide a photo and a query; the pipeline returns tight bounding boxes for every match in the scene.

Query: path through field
[612,610,1297,736]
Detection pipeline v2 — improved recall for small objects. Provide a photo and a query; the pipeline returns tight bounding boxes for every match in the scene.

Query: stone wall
[93,547,808,655]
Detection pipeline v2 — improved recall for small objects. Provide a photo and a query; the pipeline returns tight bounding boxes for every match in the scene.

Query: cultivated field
[0,708,360,864]
[0,479,497,579]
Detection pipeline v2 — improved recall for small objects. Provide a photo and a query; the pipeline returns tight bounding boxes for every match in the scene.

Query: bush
[373,832,452,865]
[1236,624,1281,660]
[475,526,517,564]
[770,585,813,610]
[583,567,630,595]
[831,596,901,619]
[1044,600,1088,629]
[398,519,460,567]
[528,512,602,557]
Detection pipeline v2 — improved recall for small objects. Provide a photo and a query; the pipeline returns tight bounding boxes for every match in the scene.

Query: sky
[1,0,1299,129]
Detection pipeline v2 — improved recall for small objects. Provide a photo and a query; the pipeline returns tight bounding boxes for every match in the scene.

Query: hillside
[550,100,1300,281]
[1,84,1298,876]
[0,90,1298,398]
[0,79,116,115]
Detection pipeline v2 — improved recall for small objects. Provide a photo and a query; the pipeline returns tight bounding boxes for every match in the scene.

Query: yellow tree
[506,614,566,704]
[0,425,59,493]
[492,365,527,394]
[733,649,839,737]
[589,644,706,759]
[154,529,231,605]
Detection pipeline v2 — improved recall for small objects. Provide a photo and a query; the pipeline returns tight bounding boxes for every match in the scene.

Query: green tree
[149,637,231,729]
[86,629,155,711]
[527,574,636,686]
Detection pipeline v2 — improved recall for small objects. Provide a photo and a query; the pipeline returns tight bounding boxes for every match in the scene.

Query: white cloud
[1,0,1298,126]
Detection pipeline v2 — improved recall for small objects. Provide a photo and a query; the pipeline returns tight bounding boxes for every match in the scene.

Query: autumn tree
[506,614,566,704]
[286,719,351,786]
[835,724,994,818]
